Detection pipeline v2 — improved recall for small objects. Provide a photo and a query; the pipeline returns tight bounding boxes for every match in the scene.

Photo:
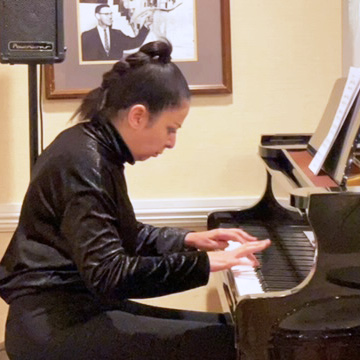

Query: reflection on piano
[208,78,360,359]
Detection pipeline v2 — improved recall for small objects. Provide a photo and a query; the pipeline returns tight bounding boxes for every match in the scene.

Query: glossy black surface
[208,135,360,360]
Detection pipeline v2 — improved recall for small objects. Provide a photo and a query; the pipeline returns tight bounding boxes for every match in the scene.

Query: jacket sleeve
[134,222,196,256]
[59,167,209,300]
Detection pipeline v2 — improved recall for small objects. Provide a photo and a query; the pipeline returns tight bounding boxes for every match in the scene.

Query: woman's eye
[167,127,177,134]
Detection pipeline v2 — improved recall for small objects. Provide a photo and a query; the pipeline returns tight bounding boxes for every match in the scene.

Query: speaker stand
[28,64,39,174]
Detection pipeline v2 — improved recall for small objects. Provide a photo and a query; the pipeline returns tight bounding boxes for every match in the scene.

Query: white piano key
[226,241,264,296]
[303,231,316,248]
[232,266,264,296]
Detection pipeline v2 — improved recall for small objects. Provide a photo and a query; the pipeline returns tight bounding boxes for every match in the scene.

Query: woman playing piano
[0,40,270,360]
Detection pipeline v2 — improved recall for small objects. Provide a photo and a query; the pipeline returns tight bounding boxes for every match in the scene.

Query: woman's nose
[166,134,176,149]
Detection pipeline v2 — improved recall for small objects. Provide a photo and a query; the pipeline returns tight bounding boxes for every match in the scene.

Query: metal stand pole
[28,64,39,174]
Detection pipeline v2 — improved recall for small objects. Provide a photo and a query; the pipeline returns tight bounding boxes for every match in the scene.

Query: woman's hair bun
[73,39,188,122]
[139,39,172,64]
[113,60,131,75]
[101,60,130,89]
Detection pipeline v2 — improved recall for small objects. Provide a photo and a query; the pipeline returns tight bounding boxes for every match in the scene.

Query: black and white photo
[78,0,197,63]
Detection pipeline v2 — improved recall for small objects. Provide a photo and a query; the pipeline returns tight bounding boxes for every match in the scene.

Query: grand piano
[208,77,360,359]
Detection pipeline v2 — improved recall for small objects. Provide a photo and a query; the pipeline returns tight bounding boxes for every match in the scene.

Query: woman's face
[131,101,190,161]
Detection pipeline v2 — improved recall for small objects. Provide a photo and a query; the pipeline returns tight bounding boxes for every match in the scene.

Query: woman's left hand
[184,228,258,251]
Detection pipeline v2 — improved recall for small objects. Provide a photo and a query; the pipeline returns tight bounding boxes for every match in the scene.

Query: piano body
[208,78,360,359]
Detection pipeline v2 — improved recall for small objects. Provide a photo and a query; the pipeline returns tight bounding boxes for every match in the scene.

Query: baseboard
[0,203,20,233]
[0,197,265,233]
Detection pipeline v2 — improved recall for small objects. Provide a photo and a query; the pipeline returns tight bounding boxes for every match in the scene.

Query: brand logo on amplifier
[8,41,54,52]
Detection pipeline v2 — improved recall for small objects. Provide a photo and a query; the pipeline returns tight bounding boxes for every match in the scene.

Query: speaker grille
[0,0,65,64]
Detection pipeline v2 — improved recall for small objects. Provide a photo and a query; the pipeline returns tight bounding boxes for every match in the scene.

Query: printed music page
[309,67,360,175]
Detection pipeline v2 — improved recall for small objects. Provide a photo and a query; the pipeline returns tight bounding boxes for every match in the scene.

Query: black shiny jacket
[0,119,209,303]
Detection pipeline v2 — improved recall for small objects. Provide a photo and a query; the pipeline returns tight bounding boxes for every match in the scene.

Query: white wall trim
[0,203,21,233]
[0,197,267,233]
[132,197,261,230]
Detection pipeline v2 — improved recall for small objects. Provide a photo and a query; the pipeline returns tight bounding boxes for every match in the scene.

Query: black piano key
[225,221,316,293]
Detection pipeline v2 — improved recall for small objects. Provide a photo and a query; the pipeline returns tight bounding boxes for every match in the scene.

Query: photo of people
[78,0,197,63]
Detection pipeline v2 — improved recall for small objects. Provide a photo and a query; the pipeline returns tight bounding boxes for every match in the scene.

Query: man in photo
[81,4,151,61]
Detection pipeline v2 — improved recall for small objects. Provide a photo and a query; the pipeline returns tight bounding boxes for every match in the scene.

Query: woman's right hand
[207,239,271,272]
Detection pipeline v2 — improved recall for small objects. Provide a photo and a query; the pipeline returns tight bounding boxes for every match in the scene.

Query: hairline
[95,5,110,14]
[108,100,189,126]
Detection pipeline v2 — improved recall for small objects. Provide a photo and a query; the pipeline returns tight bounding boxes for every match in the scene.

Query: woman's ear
[127,104,149,130]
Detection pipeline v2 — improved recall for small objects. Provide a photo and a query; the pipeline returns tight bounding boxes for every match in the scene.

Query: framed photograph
[45,0,232,99]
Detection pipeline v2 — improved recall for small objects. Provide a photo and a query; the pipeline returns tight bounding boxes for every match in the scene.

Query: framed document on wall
[45,0,232,99]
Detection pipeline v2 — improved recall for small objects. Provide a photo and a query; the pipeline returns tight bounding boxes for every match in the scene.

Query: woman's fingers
[208,239,271,272]
[215,228,258,244]
[233,239,271,266]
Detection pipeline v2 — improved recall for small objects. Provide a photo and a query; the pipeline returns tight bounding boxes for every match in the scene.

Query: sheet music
[309,67,360,175]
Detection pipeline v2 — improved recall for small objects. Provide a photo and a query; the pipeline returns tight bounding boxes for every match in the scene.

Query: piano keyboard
[227,241,264,296]
[224,224,316,296]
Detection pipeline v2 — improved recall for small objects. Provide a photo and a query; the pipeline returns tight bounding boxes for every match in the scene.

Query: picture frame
[45,0,232,99]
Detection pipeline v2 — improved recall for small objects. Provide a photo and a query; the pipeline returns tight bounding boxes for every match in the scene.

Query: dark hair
[73,40,191,122]
[95,5,110,14]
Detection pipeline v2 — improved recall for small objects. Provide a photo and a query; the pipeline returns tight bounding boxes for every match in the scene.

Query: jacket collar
[84,116,135,165]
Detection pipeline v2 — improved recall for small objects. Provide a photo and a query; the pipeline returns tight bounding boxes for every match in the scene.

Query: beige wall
[0,0,342,204]
[0,233,11,342]
[0,0,343,343]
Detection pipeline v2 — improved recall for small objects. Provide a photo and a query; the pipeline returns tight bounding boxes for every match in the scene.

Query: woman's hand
[184,228,258,251]
[207,239,271,272]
